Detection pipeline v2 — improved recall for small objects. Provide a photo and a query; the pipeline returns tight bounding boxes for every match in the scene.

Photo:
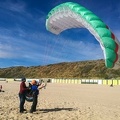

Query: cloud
[0,25,103,66]
[0,0,26,13]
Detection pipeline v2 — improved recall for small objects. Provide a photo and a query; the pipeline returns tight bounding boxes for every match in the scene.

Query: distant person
[110,84,113,87]
[0,85,2,92]
[29,80,45,113]
[0,85,4,92]
[18,77,28,113]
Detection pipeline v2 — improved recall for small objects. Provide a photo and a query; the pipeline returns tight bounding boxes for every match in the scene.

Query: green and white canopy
[46,2,120,69]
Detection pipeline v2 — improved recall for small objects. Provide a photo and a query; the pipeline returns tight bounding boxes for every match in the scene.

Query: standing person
[19,77,28,113]
[30,80,45,113]
[0,85,2,92]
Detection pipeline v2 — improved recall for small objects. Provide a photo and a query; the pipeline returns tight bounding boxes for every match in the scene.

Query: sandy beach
[0,81,120,120]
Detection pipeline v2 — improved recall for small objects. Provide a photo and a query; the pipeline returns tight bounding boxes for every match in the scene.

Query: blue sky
[0,0,120,68]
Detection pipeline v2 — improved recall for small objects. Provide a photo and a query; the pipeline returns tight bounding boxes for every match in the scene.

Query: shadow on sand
[39,107,76,113]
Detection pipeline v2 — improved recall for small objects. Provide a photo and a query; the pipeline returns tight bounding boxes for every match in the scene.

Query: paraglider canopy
[46,2,120,69]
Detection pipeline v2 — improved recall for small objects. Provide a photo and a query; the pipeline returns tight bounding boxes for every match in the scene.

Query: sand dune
[0,81,120,120]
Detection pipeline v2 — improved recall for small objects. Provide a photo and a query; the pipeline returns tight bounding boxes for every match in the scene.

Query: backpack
[25,84,39,102]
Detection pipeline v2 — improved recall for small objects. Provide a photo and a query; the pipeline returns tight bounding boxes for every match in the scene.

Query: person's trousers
[19,93,26,112]
[30,95,38,112]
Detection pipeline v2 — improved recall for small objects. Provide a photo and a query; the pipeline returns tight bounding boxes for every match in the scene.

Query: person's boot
[20,110,23,113]
[23,109,27,111]
[29,109,33,113]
